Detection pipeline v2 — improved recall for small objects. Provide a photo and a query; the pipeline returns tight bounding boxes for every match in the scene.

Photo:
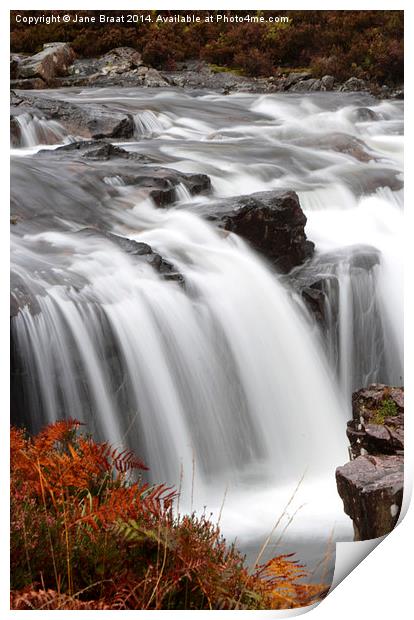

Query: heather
[11,10,403,85]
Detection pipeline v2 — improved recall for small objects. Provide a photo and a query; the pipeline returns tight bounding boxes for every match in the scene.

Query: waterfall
[12,112,69,147]
[11,215,347,500]
[11,88,403,554]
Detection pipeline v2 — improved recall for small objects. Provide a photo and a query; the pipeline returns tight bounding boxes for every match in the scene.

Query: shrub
[11,420,326,610]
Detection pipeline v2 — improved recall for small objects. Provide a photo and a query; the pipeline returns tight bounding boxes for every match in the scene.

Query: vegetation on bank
[11,420,325,610]
[11,10,403,85]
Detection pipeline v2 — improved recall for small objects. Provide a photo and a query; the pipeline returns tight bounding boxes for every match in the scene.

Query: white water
[13,112,70,147]
[11,89,403,566]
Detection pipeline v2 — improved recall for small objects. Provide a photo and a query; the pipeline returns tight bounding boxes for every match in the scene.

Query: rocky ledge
[10,43,403,98]
[336,384,404,540]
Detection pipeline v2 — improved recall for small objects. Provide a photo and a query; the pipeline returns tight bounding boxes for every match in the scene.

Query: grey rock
[283,71,312,90]
[321,75,335,91]
[336,454,403,540]
[340,77,368,92]
[16,42,75,84]
[10,93,135,140]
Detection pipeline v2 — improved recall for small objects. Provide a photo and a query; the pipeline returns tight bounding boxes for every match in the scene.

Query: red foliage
[10,10,403,84]
[11,421,326,609]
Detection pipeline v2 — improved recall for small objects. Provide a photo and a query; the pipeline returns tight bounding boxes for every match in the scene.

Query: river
[10,87,403,579]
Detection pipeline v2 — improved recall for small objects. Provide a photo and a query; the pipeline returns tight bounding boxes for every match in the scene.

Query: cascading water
[12,112,70,148]
[11,88,403,569]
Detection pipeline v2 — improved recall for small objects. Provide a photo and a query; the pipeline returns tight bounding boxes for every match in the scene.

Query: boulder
[16,42,75,84]
[202,190,314,273]
[336,454,403,540]
[283,71,313,90]
[339,77,368,92]
[289,78,321,92]
[321,75,335,91]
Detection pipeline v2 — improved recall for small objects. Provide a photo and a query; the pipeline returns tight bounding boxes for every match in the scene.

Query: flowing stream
[11,88,403,574]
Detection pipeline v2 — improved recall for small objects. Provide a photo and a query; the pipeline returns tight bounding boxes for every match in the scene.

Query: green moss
[208,63,245,76]
[372,398,398,424]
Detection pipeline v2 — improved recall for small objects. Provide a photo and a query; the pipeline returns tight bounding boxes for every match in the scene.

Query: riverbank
[11,43,403,99]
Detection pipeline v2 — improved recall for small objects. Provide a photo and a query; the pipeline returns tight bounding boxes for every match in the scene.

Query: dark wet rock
[289,244,380,326]
[201,190,314,273]
[10,116,20,146]
[300,282,328,324]
[336,454,403,540]
[347,384,404,458]
[340,77,368,92]
[36,141,211,205]
[15,42,75,84]
[77,228,185,285]
[291,132,376,162]
[10,93,135,140]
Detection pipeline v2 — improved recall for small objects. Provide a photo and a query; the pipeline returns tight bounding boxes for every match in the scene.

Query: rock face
[336,384,404,540]
[336,455,403,540]
[347,385,404,458]
[15,42,75,86]
[203,190,314,273]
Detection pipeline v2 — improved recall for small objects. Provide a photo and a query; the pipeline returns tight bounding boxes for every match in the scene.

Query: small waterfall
[133,110,171,138]
[174,182,192,203]
[12,112,69,147]
[11,214,348,504]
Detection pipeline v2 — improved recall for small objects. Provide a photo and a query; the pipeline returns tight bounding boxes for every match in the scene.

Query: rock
[291,132,376,163]
[77,229,185,285]
[289,78,321,92]
[10,55,20,79]
[36,140,211,206]
[283,71,313,90]
[340,77,368,92]
[16,42,75,84]
[65,48,169,88]
[336,454,403,540]
[347,384,404,458]
[290,244,380,329]
[349,107,381,123]
[98,46,143,74]
[300,283,327,324]
[336,384,404,540]
[321,75,335,91]
[201,190,314,273]
[10,93,135,140]
[391,88,404,100]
